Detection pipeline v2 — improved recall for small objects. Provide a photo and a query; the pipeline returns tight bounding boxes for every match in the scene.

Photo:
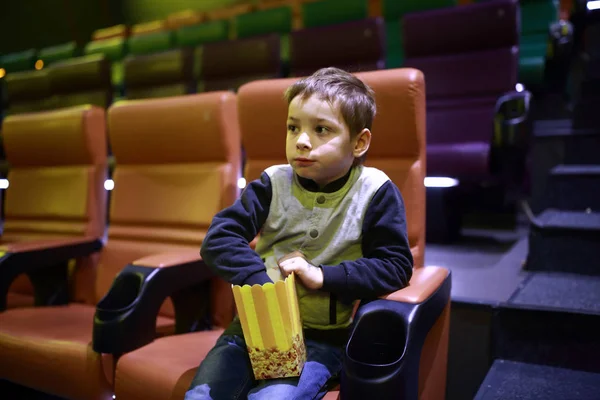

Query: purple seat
[199,34,282,92]
[290,17,386,77]
[403,0,529,183]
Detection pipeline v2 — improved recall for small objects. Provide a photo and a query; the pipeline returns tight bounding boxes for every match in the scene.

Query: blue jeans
[184,334,343,400]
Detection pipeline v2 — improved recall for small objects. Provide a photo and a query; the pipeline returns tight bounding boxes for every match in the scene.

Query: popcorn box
[232,273,306,380]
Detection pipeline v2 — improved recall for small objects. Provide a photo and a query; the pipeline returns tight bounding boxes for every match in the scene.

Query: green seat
[0,49,37,73]
[235,6,292,38]
[85,37,128,88]
[38,42,78,66]
[519,0,559,87]
[175,20,230,47]
[303,0,368,28]
[127,31,174,56]
[235,6,293,63]
[382,0,456,68]
[48,54,112,108]
[4,69,55,114]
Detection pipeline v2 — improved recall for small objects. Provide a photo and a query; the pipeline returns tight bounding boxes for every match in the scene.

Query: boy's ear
[353,128,371,158]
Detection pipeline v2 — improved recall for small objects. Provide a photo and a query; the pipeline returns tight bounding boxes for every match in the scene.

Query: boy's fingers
[278,251,305,264]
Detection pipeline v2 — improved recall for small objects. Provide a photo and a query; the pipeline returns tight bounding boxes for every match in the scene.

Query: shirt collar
[296,167,353,193]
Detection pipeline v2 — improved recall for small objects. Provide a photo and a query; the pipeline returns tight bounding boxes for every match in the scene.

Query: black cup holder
[96,272,143,314]
[347,309,407,368]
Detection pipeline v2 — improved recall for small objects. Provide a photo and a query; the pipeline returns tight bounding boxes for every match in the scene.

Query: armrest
[92,249,214,354]
[0,236,103,311]
[341,266,451,400]
[382,266,449,303]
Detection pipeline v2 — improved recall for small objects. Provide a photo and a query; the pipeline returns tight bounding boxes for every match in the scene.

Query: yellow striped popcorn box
[232,273,306,380]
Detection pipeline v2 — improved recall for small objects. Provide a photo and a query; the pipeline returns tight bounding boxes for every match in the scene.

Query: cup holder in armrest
[341,273,451,400]
[93,260,214,355]
[96,272,143,317]
[347,310,407,369]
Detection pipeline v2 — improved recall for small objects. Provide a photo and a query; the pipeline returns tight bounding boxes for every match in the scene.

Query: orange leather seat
[110,69,450,400]
[0,93,241,399]
[1,105,107,311]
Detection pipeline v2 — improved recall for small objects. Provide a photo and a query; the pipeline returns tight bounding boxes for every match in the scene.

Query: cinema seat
[0,105,108,311]
[108,68,450,400]
[0,92,241,399]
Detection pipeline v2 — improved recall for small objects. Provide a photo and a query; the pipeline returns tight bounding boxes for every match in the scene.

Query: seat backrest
[2,105,108,240]
[0,49,37,74]
[48,54,113,109]
[38,41,78,67]
[98,93,241,321]
[4,69,55,115]
[302,0,368,28]
[290,17,386,77]
[403,0,518,178]
[200,34,282,92]
[2,106,108,295]
[123,48,195,99]
[237,68,426,267]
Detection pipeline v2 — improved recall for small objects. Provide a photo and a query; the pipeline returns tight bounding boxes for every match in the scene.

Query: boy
[185,67,413,400]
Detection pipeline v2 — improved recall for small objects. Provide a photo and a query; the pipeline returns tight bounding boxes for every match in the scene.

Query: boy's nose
[296,132,312,150]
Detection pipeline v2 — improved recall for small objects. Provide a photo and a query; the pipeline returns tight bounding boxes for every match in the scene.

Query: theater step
[526,209,600,275]
[544,164,600,211]
[493,271,600,373]
[474,360,600,400]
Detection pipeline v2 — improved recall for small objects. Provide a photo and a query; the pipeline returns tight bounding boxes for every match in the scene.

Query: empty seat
[0,49,37,73]
[0,105,108,311]
[38,41,78,67]
[382,0,456,67]
[48,54,113,109]
[166,9,204,30]
[290,17,386,76]
[108,68,451,400]
[519,0,559,88]
[92,24,129,41]
[403,0,528,183]
[128,29,174,56]
[174,19,231,47]
[123,48,195,99]
[302,0,368,28]
[3,69,55,115]
[199,34,282,92]
[0,92,241,399]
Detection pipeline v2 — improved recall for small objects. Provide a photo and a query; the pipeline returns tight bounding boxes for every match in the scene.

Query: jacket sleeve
[200,172,273,286]
[319,180,414,299]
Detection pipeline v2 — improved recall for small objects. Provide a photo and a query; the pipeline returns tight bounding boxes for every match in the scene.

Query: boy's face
[286,94,370,188]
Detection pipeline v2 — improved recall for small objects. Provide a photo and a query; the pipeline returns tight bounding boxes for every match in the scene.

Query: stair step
[527,209,600,275]
[475,360,600,400]
[510,272,600,314]
[545,165,600,211]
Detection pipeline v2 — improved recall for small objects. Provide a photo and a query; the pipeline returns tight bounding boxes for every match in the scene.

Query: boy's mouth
[294,158,315,166]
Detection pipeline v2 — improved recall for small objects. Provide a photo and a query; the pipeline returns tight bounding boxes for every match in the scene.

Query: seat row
[0,68,451,400]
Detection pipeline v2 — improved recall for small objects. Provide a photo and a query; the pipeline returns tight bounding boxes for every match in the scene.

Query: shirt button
[317,195,326,204]
[309,229,319,238]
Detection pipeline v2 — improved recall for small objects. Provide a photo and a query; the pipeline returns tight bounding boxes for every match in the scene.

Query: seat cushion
[115,329,224,400]
[0,303,175,399]
[5,292,34,309]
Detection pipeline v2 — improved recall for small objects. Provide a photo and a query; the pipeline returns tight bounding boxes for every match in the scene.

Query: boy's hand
[278,251,324,290]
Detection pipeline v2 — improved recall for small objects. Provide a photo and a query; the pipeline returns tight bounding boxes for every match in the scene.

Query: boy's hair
[284,67,376,139]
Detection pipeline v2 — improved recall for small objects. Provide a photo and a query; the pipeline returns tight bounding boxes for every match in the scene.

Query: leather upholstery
[92,24,129,41]
[2,106,107,303]
[0,94,240,399]
[290,17,386,76]
[237,69,426,267]
[112,68,437,400]
[200,34,282,92]
[403,0,519,180]
[124,48,195,100]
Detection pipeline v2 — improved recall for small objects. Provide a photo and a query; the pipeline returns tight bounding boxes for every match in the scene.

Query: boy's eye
[315,126,330,135]
[287,124,298,133]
